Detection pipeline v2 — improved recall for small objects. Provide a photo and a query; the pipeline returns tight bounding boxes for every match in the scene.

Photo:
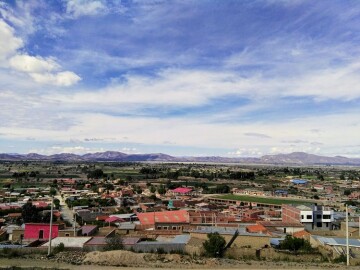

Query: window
[301,215,304,219]
[323,215,331,219]
[326,223,329,227]
[306,215,312,219]
[65,233,70,237]
[316,214,322,219]
[317,222,322,227]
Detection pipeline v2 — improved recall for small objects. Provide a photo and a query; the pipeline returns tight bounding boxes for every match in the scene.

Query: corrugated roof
[137,210,189,225]
[81,225,97,235]
[84,237,107,245]
[312,236,360,248]
[123,237,141,245]
[42,237,92,248]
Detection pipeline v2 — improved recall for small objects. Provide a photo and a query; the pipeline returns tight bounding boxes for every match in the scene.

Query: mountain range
[0,151,359,165]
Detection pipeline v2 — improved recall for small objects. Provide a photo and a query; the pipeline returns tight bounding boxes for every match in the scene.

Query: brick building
[282,204,334,231]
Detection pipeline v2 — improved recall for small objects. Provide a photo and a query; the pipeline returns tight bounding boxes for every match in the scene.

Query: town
[0,161,359,267]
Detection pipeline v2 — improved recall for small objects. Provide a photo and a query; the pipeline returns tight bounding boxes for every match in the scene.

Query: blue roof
[291,179,308,184]
[275,190,288,193]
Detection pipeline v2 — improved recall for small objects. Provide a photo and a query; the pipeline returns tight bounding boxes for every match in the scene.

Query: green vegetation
[203,232,226,258]
[277,235,314,253]
[333,254,346,263]
[217,194,313,205]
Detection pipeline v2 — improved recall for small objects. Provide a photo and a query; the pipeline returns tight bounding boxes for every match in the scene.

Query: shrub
[53,242,65,254]
[333,254,346,263]
[156,248,166,254]
[104,235,124,251]
[278,235,313,253]
[203,232,226,258]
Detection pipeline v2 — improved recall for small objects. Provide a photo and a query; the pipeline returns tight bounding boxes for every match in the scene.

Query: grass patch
[217,194,313,205]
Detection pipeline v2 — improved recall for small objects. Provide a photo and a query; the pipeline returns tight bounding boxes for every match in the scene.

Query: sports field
[217,194,313,205]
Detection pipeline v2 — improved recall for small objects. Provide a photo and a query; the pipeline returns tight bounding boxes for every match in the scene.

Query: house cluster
[0,175,360,263]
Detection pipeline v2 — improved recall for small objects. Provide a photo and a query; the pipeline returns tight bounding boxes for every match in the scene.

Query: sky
[0,0,360,158]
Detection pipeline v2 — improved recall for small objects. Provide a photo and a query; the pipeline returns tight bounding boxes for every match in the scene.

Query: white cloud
[9,55,60,73]
[121,147,139,154]
[0,20,23,61]
[65,0,109,18]
[0,19,81,87]
[228,148,263,157]
[1,109,358,157]
[55,69,256,108]
[28,146,105,155]
[244,132,271,139]
[30,71,81,87]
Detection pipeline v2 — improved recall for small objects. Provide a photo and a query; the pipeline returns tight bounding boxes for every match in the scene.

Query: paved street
[55,194,79,227]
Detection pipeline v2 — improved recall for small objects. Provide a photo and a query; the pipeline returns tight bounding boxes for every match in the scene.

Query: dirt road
[0,258,355,270]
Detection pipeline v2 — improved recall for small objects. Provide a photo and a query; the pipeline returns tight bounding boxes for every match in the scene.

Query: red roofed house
[33,201,50,208]
[170,187,193,196]
[246,224,268,234]
[137,210,189,231]
[24,223,64,240]
[293,230,311,241]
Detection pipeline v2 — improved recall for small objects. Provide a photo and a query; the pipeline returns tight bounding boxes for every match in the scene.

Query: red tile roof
[246,224,267,233]
[105,216,123,223]
[137,210,189,225]
[172,187,192,194]
[293,230,311,239]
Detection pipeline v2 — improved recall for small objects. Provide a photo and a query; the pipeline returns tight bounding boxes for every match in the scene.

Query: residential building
[282,204,334,231]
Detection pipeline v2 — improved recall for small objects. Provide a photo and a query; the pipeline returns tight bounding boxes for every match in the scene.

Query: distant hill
[0,151,359,165]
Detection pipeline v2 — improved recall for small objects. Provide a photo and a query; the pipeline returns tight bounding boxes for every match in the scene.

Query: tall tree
[22,202,40,223]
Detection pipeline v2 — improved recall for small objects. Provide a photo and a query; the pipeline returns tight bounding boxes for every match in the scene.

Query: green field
[217,194,313,205]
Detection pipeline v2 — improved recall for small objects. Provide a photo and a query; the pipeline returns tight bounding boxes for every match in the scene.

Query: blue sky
[0,0,360,157]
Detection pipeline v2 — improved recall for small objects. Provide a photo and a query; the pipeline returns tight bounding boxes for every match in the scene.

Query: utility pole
[47,196,54,256]
[73,214,76,236]
[346,204,350,266]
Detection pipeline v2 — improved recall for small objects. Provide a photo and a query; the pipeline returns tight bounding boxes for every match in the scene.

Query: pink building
[24,223,61,240]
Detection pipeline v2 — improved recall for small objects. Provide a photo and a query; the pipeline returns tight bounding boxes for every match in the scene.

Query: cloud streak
[0,1,360,157]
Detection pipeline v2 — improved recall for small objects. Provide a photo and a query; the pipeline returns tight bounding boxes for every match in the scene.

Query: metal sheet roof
[313,236,360,248]
[42,237,92,248]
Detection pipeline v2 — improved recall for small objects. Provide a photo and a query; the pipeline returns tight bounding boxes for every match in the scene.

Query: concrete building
[282,204,334,231]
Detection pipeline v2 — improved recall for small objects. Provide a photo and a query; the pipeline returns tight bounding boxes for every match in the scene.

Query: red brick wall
[282,205,300,223]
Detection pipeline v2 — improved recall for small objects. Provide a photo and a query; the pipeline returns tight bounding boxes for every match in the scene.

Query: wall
[282,205,301,223]
[11,229,24,242]
[225,247,322,262]
[24,224,59,240]
[189,232,271,249]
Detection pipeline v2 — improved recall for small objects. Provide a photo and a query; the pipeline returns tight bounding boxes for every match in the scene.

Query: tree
[344,189,352,196]
[87,169,104,179]
[41,212,58,223]
[22,202,40,223]
[53,198,60,209]
[278,235,313,253]
[49,188,57,196]
[150,185,156,193]
[104,235,124,251]
[157,185,166,195]
[203,232,226,258]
